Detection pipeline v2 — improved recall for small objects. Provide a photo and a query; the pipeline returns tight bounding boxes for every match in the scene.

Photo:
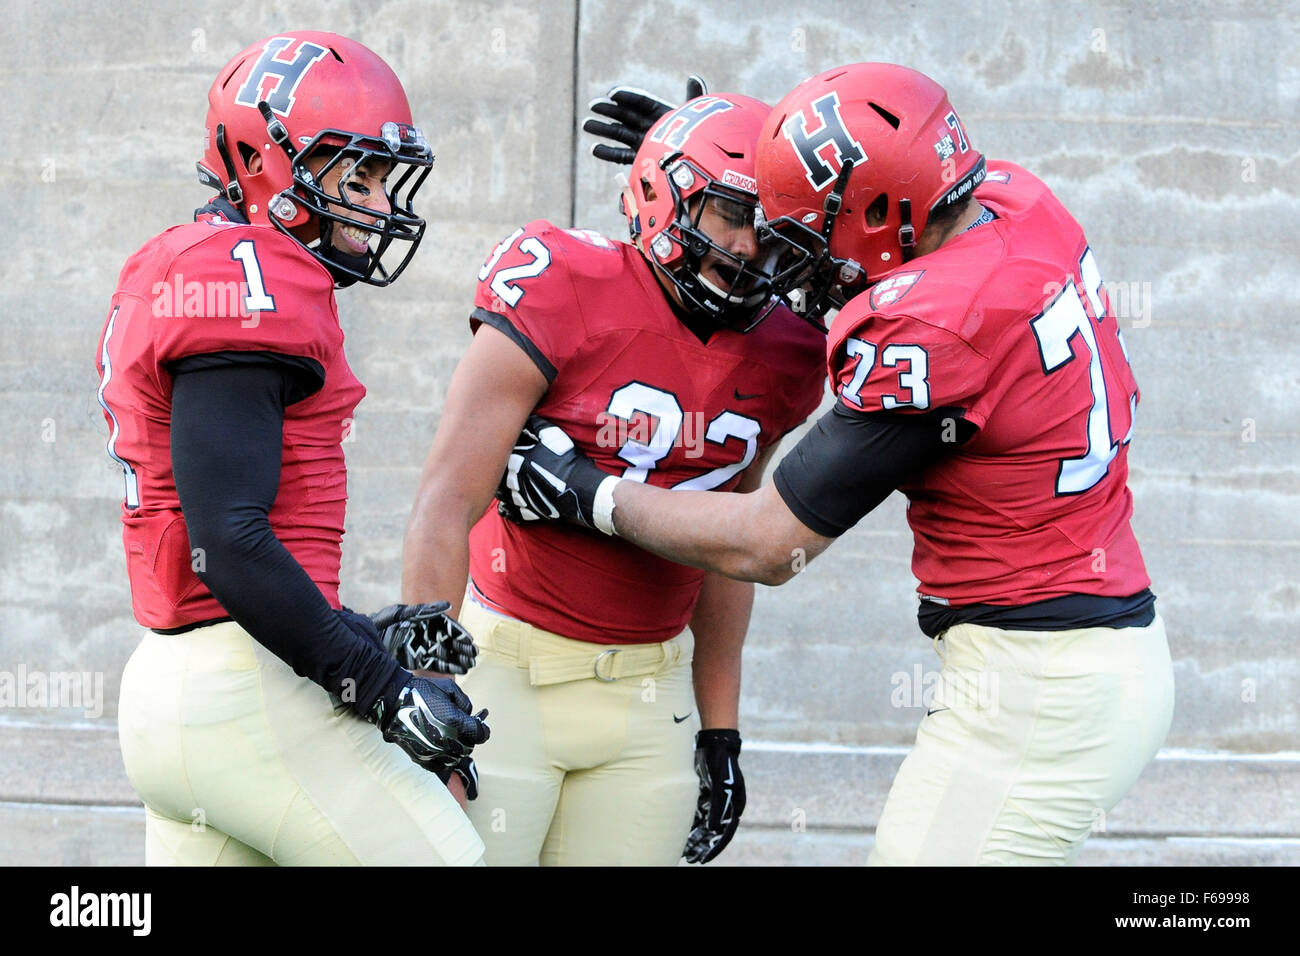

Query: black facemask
[314,220,372,289]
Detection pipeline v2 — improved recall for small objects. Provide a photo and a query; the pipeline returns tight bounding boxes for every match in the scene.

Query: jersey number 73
[1031,247,1137,496]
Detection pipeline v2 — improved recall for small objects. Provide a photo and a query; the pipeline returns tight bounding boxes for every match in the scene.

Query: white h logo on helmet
[235,37,330,117]
[649,97,734,151]
[782,92,867,191]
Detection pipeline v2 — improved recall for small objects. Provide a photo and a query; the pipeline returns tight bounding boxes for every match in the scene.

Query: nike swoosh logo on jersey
[926,707,949,717]
[673,712,693,723]
[733,388,763,401]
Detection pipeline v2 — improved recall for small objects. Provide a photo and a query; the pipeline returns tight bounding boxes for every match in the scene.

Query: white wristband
[593,475,620,536]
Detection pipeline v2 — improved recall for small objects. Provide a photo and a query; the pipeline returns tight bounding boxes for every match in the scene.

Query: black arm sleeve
[773,401,977,538]
[168,350,325,403]
[170,358,405,716]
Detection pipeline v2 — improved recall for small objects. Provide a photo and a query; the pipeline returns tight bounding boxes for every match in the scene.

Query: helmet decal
[721,169,758,193]
[648,97,734,150]
[234,36,331,117]
[944,111,970,152]
[781,92,867,191]
[933,133,957,161]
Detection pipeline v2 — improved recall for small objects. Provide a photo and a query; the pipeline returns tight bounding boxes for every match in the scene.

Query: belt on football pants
[467,598,685,687]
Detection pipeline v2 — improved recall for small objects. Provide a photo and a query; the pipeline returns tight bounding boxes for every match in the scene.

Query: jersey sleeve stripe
[469,307,558,384]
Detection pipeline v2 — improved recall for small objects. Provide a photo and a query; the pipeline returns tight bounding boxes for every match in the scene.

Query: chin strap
[821,158,855,246]
[207,101,296,213]
[898,198,917,263]
[257,101,299,161]
[213,123,244,208]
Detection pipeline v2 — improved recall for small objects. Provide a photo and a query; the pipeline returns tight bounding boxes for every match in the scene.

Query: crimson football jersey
[469,221,825,644]
[96,214,364,629]
[827,162,1148,606]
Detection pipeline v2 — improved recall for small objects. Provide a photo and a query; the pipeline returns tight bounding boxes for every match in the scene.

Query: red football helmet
[756,63,986,322]
[623,93,784,332]
[197,32,434,286]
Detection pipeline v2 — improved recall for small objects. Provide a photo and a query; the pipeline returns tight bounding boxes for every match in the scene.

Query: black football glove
[496,415,619,534]
[370,602,478,675]
[367,675,490,773]
[682,729,746,864]
[584,75,708,165]
[434,753,481,801]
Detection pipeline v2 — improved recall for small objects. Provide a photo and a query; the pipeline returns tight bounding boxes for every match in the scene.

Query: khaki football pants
[870,614,1175,865]
[458,597,699,866]
[117,621,485,865]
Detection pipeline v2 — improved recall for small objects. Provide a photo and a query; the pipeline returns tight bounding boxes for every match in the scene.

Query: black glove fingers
[587,78,706,171]
[605,86,676,121]
[374,602,479,673]
[586,103,658,136]
[581,116,645,149]
[591,143,637,165]
[447,633,478,674]
[407,601,453,622]
[586,94,645,122]
[422,686,489,746]
[682,829,715,864]
[453,758,480,800]
[427,647,474,677]
[452,711,491,746]
[376,680,489,776]
[368,603,404,631]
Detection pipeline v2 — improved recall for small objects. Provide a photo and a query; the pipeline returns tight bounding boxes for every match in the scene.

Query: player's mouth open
[337,224,373,254]
[704,261,759,300]
[711,262,740,286]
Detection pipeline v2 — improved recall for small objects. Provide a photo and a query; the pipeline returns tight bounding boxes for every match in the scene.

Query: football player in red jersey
[401,93,826,865]
[98,32,489,865]
[500,63,1175,865]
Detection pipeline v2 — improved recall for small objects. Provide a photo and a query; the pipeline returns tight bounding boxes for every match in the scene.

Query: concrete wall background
[1,0,1296,865]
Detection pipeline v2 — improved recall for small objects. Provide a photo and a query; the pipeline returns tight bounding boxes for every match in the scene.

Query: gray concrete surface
[1,0,1296,865]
